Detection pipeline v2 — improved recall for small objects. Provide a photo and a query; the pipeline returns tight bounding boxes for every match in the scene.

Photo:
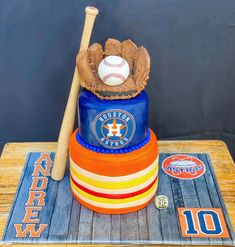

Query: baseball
[98,55,129,86]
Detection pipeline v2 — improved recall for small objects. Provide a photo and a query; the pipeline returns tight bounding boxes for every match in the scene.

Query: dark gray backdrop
[1,0,235,158]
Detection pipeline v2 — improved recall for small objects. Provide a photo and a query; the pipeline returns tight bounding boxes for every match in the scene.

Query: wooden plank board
[138,208,149,243]
[110,214,120,243]
[92,213,110,243]
[2,152,234,245]
[191,154,220,245]
[77,206,93,243]
[2,153,58,244]
[178,162,206,245]
[202,154,235,246]
[146,200,162,244]
[67,198,81,242]
[48,162,73,242]
[157,154,183,245]
[1,153,32,244]
[120,212,139,243]
[0,140,235,247]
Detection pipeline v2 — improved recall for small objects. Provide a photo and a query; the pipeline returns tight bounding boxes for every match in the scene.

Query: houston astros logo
[162,154,206,179]
[93,109,136,149]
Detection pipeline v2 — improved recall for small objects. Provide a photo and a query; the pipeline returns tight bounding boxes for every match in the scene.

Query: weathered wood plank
[110,214,121,243]
[20,153,58,244]
[2,153,58,244]
[120,212,139,243]
[92,213,110,243]
[192,154,222,245]
[77,206,93,243]
[203,154,235,246]
[137,207,149,243]
[158,154,183,245]
[167,154,191,245]
[67,198,81,242]
[146,201,162,244]
[170,177,184,208]
[37,170,59,242]
[178,154,209,245]
[48,162,73,242]
[2,153,32,244]
[2,152,234,246]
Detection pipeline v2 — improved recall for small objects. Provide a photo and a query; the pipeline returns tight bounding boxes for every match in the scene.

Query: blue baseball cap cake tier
[69,38,159,214]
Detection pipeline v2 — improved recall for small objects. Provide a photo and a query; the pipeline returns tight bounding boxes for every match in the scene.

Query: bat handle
[80,6,99,52]
[51,6,99,181]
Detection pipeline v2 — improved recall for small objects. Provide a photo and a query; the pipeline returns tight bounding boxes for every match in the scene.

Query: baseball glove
[76,38,150,100]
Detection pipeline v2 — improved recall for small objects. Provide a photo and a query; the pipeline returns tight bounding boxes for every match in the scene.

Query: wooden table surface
[0,140,235,247]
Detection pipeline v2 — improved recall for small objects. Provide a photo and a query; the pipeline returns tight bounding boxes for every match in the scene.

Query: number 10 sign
[178,208,229,238]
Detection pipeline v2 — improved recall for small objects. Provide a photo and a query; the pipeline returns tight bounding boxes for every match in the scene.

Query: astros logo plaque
[93,109,136,149]
[162,154,206,179]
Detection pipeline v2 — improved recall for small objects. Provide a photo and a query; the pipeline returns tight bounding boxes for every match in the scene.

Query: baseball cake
[69,38,159,214]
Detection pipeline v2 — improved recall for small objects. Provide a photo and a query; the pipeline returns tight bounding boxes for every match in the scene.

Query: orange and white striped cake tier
[69,129,158,214]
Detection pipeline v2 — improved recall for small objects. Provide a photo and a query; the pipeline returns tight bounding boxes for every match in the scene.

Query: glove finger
[76,51,96,89]
[104,38,122,56]
[133,46,150,91]
[121,39,137,72]
[87,43,104,74]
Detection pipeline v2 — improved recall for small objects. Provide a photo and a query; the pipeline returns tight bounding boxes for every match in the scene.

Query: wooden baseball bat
[51,6,99,181]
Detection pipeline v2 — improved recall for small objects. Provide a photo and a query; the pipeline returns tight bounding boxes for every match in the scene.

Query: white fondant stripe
[70,155,159,182]
[70,168,158,194]
[71,181,158,209]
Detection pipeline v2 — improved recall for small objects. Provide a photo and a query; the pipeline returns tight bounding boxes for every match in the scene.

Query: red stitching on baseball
[103,57,125,67]
[102,73,127,83]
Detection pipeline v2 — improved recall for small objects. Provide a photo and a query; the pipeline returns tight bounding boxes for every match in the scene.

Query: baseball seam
[102,73,127,83]
[103,57,125,67]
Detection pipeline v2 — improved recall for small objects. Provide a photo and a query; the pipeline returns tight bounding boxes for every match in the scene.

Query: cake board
[0,141,235,246]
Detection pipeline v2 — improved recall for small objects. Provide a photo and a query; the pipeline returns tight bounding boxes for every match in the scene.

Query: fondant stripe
[71,190,153,214]
[70,175,158,199]
[69,128,158,177]
[70,155,158,182]
[71,181,158,208]
[70,179,158,204]
[70,169,158,194]
[70,163,158,190]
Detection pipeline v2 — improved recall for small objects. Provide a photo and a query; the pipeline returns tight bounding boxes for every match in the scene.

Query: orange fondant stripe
[71,174,158,199]
[70,156,158,182]
[70,168,158,194]
[70,161,158,189]
[71,190,154,214]
[71,178,157,204]
[69,128,158,177]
